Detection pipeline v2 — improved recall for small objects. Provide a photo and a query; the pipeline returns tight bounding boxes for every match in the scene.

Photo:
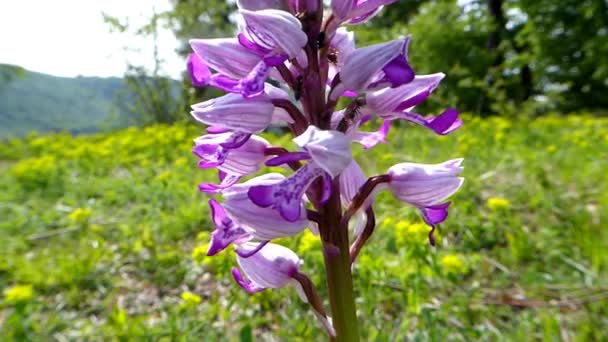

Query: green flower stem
[320,180,360,342]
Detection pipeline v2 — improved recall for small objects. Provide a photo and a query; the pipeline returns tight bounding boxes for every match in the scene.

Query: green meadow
[1,114,607,340]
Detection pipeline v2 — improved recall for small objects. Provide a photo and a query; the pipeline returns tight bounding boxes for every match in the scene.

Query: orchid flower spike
[189,1,466,338]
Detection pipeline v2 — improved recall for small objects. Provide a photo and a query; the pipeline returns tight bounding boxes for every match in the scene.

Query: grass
[0,114,607,340]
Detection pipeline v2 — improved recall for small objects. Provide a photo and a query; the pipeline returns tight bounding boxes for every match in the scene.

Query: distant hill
[0,64,158,139]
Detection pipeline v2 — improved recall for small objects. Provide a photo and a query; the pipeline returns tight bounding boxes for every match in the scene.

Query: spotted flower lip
[222,173,309,240]
[191,93,274,133]
[207,199,252,256]
[333,37,415,98]
[248,164,325,222]
[232,242,302,293]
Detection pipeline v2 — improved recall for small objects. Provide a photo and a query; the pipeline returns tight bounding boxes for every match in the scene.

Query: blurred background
[1,0,607,340]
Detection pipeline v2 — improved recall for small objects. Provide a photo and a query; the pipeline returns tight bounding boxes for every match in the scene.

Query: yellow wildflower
[486,197,511,211]
[395,221,429,246]
[4,284,34,304]
[68,208,92,223]
[298,230,320,253]
[440,254,467,275]
[192,244,208,264]
[181,291,202,307]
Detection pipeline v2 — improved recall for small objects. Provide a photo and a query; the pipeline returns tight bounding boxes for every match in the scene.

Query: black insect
[294,75,304,101]
[316,32,326,49]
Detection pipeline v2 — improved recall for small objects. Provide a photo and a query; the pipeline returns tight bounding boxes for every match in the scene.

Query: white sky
[0,0,184,79]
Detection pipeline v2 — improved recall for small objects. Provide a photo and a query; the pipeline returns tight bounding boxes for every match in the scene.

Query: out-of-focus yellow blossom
[155,171,171,182]
[10,156,57,187]
[395,221,429,246]
[68,208,92,223]
[180,291,202,307]
[440,254,467,275]
[298,230,320,253]
[4,284,34,304]
[192,244,208,264]
[382,216,394,227]
[196,231,210,242]
[174,157,188,167]
[486,197,511,211]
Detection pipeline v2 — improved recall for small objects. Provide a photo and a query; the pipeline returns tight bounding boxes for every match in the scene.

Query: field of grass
[1,115,607,340]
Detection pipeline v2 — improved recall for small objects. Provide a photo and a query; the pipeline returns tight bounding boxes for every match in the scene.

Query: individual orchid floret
[248,127,352,221]
[222,174,309,240]
[387,159,464,208]
[193,133,269,176]
[292,126,352,178]
[239,9,307,61]
[232,242,302,293]
[191,93,274,133]
[387,159,464,233]
[332,37,415,99]
[190,38,261,80]
[365,73,446,114]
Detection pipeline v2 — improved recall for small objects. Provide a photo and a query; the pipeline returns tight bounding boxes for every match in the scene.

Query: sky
[0,0,184,79]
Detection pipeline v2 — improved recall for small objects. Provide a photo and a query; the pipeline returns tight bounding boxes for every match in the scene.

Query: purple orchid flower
[332,37,415,99]
[188,1,466,338]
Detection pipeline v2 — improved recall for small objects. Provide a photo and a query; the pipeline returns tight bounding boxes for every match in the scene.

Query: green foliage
[0,65,134,139]
[1,116,607,340]
[360,0,608,115]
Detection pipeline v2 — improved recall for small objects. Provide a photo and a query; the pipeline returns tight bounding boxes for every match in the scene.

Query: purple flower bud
[387,159,464,208]
[366,73,445,114]
[223,174,309,239]
[193,133,270,176]
[191,93,274,133]
[232,242,303,293]
[240,9,308,60]
[335,37,415,97]
[292,126,352,178]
